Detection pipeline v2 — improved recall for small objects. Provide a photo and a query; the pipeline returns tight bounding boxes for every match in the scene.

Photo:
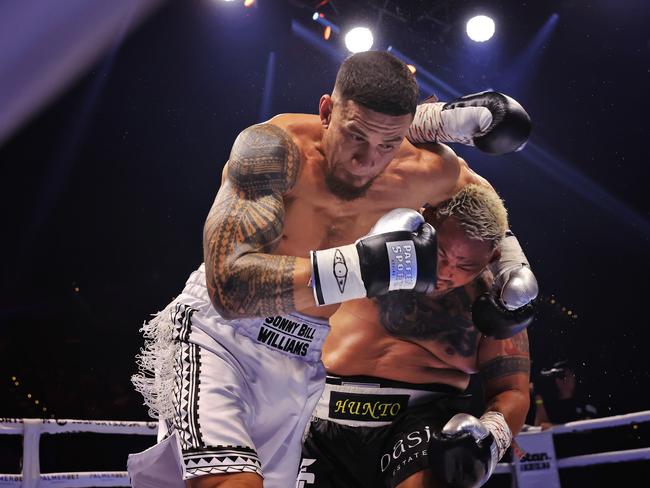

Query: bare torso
[322,273,492,389]
[265,114,460,317]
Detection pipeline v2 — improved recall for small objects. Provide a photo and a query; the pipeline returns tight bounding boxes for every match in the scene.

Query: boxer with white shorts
[130,264,328,487]
[129,50,537,488]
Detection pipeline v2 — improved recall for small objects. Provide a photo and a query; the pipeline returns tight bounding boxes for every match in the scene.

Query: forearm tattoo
[203,124,301,317]
[377,287,480,357]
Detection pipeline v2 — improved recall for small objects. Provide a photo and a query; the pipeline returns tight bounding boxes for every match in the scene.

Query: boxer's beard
[325,171,375,201]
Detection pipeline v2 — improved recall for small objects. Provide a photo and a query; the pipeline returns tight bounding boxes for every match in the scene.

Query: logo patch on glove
[386,241,417,291]
[333,249,348,293]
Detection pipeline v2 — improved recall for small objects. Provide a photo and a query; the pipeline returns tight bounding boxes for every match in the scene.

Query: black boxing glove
[310,209,437,306]
[472,232,538,339]
[472,294,535,339]
[407,91,531,155]
[428,412,512,488]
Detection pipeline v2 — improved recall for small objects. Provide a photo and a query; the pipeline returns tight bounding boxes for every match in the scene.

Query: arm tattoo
[480,331,530,380]
[203,124,301,318]
[480,356,531,381]
[377,288,480,357]
[227,124,300,193]
[506,330,530,356]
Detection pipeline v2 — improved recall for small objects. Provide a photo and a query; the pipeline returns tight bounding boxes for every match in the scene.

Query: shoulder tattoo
[228,124,300,195]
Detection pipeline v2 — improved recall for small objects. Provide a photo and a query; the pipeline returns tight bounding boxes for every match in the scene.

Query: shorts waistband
[232,312,329,363]
[325,375,463,393]
[313,376,463,427]
[180,264,329,363]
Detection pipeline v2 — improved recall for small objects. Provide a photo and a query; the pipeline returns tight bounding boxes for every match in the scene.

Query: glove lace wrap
[480,411,512,463]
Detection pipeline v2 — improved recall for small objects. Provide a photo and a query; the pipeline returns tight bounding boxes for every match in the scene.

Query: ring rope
[0,412,648,487]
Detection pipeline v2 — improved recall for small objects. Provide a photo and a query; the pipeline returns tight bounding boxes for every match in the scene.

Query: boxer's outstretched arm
[478,330,531,435]
[426,331,530,485]
[203,123,314,319]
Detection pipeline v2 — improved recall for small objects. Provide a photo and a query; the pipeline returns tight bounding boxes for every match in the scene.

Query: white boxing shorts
[129,263,328,488]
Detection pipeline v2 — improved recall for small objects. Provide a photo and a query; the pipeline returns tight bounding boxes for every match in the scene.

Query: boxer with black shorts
[128,50,536,488]
[300,185,531,488]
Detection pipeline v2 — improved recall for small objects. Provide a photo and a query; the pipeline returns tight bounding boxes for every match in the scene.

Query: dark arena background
[0,0,648,486]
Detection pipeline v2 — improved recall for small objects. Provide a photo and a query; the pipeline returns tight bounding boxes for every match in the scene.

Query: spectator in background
[534,359,598,428]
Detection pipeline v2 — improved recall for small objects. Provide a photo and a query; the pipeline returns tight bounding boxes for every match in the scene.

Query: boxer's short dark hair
[334,51,418,116]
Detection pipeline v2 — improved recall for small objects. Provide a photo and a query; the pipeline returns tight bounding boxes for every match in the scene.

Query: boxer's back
[323,274,491,389]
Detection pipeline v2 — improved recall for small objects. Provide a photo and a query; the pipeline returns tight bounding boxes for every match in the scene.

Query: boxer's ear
[319,94,333,128]
[489,248,501,263]
[421,205,440,228]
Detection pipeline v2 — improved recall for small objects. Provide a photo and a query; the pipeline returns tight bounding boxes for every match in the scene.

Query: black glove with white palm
[310,209,437,306]
[407,91,532,155]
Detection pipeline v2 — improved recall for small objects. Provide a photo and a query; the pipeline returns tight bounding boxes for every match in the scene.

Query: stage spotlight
[466,15,495,42]
[344,27,373,53]
[312,12,341,35]
[407,64,416,74]
[323,25,332,40]
[244,0,255,6]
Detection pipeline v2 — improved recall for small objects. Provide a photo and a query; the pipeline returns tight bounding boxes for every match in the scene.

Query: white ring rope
[546,410,650,435]
[0,412,648,487]
[0,418,157,436]
[38,472,130,487]
[556,447,650,469]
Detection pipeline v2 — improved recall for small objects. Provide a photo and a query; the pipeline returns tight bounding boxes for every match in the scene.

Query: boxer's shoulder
[228,119,304,194]
[266,113,322,146]
[391,140,463,203]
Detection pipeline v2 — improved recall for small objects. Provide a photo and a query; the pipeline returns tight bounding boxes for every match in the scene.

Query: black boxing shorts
[298,375,471,488]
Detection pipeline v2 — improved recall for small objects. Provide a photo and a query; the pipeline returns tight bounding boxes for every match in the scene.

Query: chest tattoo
[377,288,480,357]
